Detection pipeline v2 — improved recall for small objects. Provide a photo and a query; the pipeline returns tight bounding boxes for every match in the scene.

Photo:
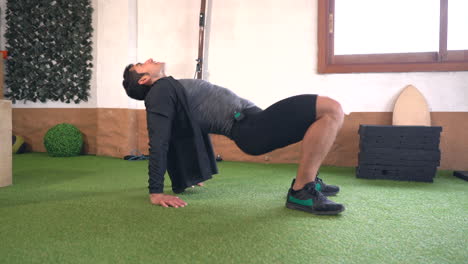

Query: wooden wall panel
[95,108,140,158]
[12,108,97,154]
[12,108,468,170]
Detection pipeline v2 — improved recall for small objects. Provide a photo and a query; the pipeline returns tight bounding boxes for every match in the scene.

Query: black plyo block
[357,125,442,182]
[359,148,441,166]
[359,125,442,150]
[360,135,440,150]
[360,148,441,161]
[356,165,436,182]
[453,171,468,181]
[359,125,442,137]
[359,155,440,167]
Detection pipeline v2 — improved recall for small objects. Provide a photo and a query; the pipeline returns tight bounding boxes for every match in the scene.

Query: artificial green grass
[1,153,467,264]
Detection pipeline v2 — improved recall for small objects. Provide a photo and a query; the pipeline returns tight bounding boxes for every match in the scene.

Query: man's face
[133,58,166,79]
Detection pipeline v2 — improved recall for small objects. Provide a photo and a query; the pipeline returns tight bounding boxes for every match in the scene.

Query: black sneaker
[290,176,340,196]
[286,182,345,215]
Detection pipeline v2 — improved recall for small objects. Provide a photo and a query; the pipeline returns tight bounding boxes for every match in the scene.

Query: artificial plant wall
[5,0,93,103]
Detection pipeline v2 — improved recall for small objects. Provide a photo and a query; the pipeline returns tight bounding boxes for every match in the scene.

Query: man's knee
[316,96,344,126]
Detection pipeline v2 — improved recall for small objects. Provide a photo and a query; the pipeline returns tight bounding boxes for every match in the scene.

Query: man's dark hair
[122,64,151,100]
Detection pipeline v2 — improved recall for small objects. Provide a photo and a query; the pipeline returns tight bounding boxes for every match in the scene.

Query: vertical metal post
[438,0,448,61]
[196,0,207,79]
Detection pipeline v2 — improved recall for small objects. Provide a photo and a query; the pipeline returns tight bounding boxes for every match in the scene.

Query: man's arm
[145,80,192,208]
[146,110,189,208]
[146,111,170,194]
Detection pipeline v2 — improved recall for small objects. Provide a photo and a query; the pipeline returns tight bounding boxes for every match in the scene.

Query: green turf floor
[1,153,467,264]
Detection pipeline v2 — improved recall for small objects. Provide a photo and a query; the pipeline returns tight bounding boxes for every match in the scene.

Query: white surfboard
[392,85,431,126]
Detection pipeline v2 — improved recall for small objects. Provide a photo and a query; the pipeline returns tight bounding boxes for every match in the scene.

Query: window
[318,0,468,73]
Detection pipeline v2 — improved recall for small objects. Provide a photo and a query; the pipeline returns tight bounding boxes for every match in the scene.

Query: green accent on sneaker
[315,183,322,192]
[288,195,313,206]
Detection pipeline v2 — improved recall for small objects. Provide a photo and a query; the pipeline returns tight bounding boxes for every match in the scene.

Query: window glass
[448,0,468,50]
[334,0,440,55]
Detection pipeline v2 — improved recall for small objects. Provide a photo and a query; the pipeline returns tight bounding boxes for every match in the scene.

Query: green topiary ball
[44,123,83,157]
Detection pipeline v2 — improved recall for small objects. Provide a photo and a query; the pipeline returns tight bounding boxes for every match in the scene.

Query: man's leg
[293,96,344,191]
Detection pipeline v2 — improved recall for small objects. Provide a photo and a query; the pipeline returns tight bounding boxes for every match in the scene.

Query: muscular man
[122,58,345,215]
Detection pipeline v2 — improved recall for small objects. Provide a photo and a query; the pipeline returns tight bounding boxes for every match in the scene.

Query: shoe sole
[285,201,345,215]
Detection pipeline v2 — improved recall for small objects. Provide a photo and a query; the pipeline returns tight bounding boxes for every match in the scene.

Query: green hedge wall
[5,0,93,103]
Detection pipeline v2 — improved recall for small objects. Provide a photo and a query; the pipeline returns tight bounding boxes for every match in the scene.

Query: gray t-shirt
[178,79,256,137]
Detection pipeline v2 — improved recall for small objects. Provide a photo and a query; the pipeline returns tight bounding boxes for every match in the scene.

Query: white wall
[138,0,200,79]
[2,0,468,111]
[94,0,130,109]
[137,0,468,113]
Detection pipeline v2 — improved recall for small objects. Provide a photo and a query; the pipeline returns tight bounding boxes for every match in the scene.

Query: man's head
[122,59,166,100]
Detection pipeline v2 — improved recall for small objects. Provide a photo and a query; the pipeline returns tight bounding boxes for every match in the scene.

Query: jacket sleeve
[146,111,173,193]
[145,82,177,194]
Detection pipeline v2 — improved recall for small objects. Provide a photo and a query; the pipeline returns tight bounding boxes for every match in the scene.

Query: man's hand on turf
[149,193,187,208]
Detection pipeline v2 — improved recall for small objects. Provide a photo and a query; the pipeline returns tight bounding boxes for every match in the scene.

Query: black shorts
[231,94,317,155]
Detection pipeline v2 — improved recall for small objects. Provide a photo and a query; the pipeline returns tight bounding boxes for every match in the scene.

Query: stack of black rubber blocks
[356,125,442,182]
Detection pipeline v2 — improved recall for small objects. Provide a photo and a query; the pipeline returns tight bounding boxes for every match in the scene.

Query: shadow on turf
[352,178,437,190]
[0,190,115,208]
[0,186,148,209]
[12,168,95,186]
[134,187,346,219]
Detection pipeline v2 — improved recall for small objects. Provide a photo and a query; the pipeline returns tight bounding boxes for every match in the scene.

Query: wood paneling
[12,108,468,170]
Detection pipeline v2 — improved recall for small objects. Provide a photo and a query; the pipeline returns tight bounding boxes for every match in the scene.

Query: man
[122,58,345,215]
